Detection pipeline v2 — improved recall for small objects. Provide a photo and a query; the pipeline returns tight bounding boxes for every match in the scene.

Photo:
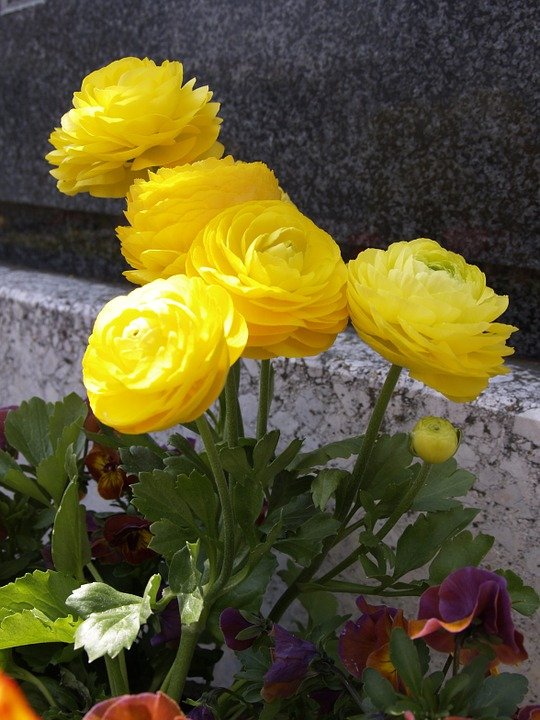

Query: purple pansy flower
[261,625,319,702]
[516,707,540,720]
[188,705,215,719]
[409,567,528,666]
[151,597,181,647]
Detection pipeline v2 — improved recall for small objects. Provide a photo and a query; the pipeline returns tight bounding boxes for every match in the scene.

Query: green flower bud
[410,416,460,464]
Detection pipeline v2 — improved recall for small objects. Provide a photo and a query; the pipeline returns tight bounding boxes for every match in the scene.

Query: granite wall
[0,0,538,356]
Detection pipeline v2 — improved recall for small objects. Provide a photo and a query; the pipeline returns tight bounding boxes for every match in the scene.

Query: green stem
[331,664,364,709]
[299,580,426,597]
[161,605,210,701]
[224,363,241,446]
[196,415,235,592]
[453,634,463,676]
[87,560,103,582]
[318,545,363,583]
[256,359,273,439]
[268,364,402,622]
[375,462,432,540]
[344,363,402,515]
[105,653,129,696]
[10,666,58,708]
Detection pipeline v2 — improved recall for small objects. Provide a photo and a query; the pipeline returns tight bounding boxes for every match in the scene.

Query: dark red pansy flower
[309,688,342,717]
[85,443,136,500]
[261,625,319,702]
[0,405,18,452]
[82,691,186,719]
[409,567,528,667]
[219,608,263,651]
[92,514,155,565]
[338,596,407,689]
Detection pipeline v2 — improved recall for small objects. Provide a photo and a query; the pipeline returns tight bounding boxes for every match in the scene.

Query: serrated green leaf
[51,475,91,580]
[66,578,158,661]
[311,468,347,510]
[275,513,340,564]
[393,507,478,578]
[48,394,87,450]
[120,445,164,475]
[429,531,494,583]
[131,470,198,535]
[177,470,218,538]
[412,460,475,511]
[0,609,80,648]
[0,450,50,504]
[252,430,280,470]
[496,569,540,617]
[147,519,189,561]
[0,570,81,622]
[291,436,364,472]
[4,398,52,466]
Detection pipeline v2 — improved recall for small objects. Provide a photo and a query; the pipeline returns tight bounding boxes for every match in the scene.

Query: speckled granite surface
[0,0,538,355]
[0,263,538,697]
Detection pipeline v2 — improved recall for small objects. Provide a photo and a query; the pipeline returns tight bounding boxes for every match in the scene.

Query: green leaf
[311,468,347,510]
[0,450,50,504]
[51,472,91,580]
[362,667,400,709]
[291,436,363,472]
[429,531,494,583]
[362,433,414,496]
[256,438,304,487]
[0,570,81,622]
[496,569,540,617]
[169,544,201,595]
[389,627,423,696]
[120,445,165,475]
[412,460,475,511]
[393,507,478,578]
[48,394,87,449]
[66,575,159,661]
[179,588,204,625]
[147,519,189,561]
[177,470,218,538]
[4,397,52,466]
[232,479,265,540]
[131,470,198,537]
[252,430,280,470]
[470,673,528,716]
[0,610,79,649]
[275,513,340,564]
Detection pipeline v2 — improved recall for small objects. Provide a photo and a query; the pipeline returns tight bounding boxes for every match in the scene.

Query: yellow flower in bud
[410,416,460,464]
[117,157,285,285]
[186,200,348,359]
[82,276,247,433]
[347,239,517,402]
[46,57,223,198]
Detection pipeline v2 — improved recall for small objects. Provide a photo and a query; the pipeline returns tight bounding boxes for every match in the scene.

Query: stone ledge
[0,263,538,698]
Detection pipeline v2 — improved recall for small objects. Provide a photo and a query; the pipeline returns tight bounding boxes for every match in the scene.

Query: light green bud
[410,416,460,464]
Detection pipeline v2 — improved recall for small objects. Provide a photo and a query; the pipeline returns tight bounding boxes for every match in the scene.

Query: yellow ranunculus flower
[117,157,284,285]
[410,416,460,464]
[186,201,348,359]
[82,276,247,433]
[347,238,517,402]
[46,57,223,198]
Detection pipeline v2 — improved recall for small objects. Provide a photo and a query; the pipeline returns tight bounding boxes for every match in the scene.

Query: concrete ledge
[1,263,538,697]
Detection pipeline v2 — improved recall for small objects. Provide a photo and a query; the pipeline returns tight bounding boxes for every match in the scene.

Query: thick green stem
[375,462,432,540]
[256,359,273,439]
[105,653,129,696]
[225,365,240,447]
[161,605,210,701]
[196,415,235,592]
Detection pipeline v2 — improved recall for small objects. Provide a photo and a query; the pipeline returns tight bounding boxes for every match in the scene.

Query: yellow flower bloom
[410,416,460,464]
[186,200,348,359]
[347,239,517,402]
[46,57,223,198]
[117,156,284,285]
[82,276,247,433]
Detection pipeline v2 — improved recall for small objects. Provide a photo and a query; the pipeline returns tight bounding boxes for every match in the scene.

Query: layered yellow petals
[82,276,247,433]
[117,157,284,284]
[46,57,223,198]
[186,201,348,359]
[347,239,517,402]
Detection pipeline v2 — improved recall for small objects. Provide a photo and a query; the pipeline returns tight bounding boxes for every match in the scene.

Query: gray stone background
[0,0,538,359]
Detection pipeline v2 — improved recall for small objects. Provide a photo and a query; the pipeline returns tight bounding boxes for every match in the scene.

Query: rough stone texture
[0,0,538,355]
[0,262,538,697]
